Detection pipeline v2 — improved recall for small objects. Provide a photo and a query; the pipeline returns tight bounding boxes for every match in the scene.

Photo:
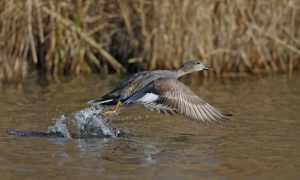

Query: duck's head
[177,60,213,76]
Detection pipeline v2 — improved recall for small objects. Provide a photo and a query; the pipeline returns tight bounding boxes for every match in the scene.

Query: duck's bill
[204,65,214,71]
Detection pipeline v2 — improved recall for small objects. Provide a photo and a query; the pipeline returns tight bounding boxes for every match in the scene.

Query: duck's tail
[87,94,120,105]
[87,98,112,105]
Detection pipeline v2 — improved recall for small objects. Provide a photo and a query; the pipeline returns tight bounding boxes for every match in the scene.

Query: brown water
[0,74,299,179]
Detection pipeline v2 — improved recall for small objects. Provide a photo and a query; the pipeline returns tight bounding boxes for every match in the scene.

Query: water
[0,74,299,179]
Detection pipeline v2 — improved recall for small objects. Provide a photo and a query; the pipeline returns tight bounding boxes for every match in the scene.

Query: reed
[0,0,299,83]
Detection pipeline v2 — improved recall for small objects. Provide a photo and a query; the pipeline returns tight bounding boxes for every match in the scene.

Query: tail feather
[87,98,114,105]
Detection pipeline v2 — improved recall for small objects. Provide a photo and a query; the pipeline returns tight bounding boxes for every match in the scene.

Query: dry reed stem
[41,6,124,74]
[0,0,299,83]
[251,24,300,55]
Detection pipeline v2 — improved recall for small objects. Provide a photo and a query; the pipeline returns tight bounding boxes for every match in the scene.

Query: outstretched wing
[142,78,232,123]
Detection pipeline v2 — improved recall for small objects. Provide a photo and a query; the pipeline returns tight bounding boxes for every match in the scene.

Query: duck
[88,60,232,123]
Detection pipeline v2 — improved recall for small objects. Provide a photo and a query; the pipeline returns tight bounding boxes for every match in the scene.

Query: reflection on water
[0,74,299,179]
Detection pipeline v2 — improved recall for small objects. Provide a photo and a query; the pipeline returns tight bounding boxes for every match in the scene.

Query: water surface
[0,74,299,179]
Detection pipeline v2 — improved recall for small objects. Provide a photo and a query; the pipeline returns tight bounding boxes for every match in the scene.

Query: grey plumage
[139,78,231,122]
[88,60,232,123]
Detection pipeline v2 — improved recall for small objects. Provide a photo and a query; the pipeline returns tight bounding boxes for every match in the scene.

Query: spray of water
[7,106,131,138]
[47,106,122,138]
[47,115,71,138]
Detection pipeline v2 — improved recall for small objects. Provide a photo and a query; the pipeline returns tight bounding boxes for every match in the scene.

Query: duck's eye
[197,62,200,64]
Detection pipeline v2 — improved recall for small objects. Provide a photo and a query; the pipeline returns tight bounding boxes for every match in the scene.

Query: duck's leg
[101,100,122,115]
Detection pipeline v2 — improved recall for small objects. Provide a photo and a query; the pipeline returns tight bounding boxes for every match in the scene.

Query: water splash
[47,106,124,138]
[69,106,120,138]
[7,106,131,138]
[47,115,71,138]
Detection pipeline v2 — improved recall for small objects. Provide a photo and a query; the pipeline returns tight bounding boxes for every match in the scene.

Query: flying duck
[88,60,232,123]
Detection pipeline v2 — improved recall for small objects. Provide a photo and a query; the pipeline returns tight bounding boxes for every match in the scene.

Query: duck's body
[89,60,232,123]
[89,70,178,105]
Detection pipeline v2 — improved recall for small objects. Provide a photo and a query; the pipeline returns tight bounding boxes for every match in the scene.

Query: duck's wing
[141,78,232,123]
[88,71,150,105]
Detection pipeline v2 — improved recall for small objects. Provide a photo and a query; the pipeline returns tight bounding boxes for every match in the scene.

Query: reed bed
[0,0,299,83]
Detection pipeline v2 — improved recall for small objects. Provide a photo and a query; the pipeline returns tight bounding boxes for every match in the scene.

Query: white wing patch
[137,93,159,103]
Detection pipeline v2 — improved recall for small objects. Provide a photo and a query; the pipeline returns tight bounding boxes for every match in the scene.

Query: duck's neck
[175,68,191,78]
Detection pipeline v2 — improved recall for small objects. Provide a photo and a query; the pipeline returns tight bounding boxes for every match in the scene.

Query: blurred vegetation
[0,0,300,83]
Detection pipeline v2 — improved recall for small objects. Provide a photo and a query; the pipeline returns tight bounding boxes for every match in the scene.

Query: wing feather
[142,79,232,123]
